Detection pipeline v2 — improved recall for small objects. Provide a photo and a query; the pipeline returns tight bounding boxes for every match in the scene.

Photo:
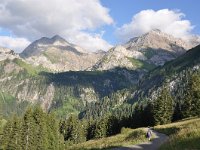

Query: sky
[0,0,199,53]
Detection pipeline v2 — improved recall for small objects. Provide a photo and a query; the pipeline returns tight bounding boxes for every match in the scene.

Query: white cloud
[0,0,113,51]
[65,30,112,51]
[0,36,30,53]
[116,9,194,42]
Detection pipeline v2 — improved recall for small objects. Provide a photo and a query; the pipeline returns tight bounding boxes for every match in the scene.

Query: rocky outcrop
[91,45,146,70]
[0,47,19,61]
[20,35,105,72]
[92,29,199,71]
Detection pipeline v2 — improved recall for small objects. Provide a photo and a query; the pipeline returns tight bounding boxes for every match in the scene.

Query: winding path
[112,129,169,150]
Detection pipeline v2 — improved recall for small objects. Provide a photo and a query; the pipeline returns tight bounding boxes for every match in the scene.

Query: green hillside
[132,45,200,101]
[155,117,200,150]
[66,117,200,150]
[0,57,139,118]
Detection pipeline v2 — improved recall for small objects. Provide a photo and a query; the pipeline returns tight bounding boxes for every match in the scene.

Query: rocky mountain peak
[18,35,104,72]
[125,29,192,52]
[147,29,162,34]
[50,35,70,46]
[20,35,78,58]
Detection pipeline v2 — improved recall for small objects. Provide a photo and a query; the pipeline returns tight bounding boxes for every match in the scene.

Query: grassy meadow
[66,127,149,150]
[154,117,200,150]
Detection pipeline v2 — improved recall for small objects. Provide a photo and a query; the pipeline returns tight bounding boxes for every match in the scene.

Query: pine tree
[181,73,200,118]
[47,113,60,150]
[190,73,200,116]
[152,87,173,125]
[94,117,107,138]
[85,118,97,140]
[172,102,182,121]
[6,115,22,150]
[21,108,36,150]
[106,115,120,136]
[0,118,14,149]
[32,106,48,150]
[62,115,86,144]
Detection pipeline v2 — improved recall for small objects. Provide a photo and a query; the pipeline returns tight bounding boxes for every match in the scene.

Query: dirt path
[112,129,169,150]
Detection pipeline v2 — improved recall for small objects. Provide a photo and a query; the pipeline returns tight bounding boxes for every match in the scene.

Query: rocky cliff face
[124,29,194,65]
[92,29,198,71]
[91,45,148,70]
[20,35,105,72]
[0,47,19,61]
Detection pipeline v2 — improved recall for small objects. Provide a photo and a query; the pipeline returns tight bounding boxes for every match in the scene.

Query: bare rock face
[124,29,192,52]
[123,29,195,65]
[20,35,105,72]
[92,45,147,70]
[0,47,19,61]
[92,29,200,71]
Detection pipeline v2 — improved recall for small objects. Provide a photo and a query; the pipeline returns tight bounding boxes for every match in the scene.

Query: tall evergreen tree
[32,106,48,150]
[0,118,14,149]
[21,108,36,150]
[62,115,86,144]
[181,73,200,118]
[190,73,200,116]
[94,117,107,138]
[7,115,22,150]
[152,87,173,125]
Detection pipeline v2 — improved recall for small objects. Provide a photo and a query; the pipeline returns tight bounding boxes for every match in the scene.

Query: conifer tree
[152,87,173,125]
[181,73,200,118]
[62,115,86,144]
[21,108,36,150]
[190,73,200,116]
[7,115,22,150]
[47,113,60,150]
[32,106,48,150]
[0,118,14,149]
[94,117,107,138]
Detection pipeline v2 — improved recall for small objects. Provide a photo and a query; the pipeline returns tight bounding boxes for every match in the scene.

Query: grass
[43,51,60,63]
[51,97,80,118]
[127,57,156,71]
[66,128,149,150]
[13,58,48,76]
[154,117,200,150]
[67,117,200,150]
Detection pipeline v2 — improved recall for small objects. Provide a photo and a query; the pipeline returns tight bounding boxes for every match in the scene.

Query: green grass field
[67,117,200,150]
[154,117,200,150]
[66,127,148,150]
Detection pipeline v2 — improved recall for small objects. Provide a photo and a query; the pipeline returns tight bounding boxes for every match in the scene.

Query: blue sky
[0,0,199,52]
[101,0,200,44]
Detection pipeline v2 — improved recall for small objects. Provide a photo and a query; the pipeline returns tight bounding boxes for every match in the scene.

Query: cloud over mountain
[116,9,194,42]
[0,36,30,53]
[0,0,113,51]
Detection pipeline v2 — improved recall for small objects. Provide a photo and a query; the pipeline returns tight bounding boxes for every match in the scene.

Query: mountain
[91,45,153,71]
[20,35,104,71]
[0,47,19,61]
[92,29,197,71]
[0,52,139,117]
[131,44,200,102]
[81,44,200,119]
[124,29,196,65]
[1,31,200,119]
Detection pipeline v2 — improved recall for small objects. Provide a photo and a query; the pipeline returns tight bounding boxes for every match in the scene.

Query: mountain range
[0,29,200,118]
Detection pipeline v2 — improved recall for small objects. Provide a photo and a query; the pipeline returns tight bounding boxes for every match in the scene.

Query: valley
[0,30,200,150]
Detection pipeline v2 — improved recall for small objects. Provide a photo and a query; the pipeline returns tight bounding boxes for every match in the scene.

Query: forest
[0,70,199,149]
